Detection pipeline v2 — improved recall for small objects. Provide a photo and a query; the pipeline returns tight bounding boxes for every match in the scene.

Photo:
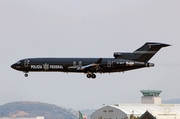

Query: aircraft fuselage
[11,58,151,73]
[11,42,170,78]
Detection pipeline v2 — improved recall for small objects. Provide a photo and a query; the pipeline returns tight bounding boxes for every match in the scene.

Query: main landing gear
[86,73,96,79]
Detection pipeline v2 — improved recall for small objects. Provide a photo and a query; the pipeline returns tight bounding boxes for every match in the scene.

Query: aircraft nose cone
[11,63,16,69]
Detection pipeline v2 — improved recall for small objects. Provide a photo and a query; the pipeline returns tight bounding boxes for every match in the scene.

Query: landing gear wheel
[24,73,28,77]
[91,74,96,79]
[87,74,91,78]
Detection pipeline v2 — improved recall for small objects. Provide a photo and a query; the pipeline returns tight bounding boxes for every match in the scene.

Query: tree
[130,114,139,119]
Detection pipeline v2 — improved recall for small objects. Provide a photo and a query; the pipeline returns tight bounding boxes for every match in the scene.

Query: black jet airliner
[11,42,170,79]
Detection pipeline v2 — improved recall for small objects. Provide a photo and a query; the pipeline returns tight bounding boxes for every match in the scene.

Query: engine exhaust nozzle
[146,63,154,67]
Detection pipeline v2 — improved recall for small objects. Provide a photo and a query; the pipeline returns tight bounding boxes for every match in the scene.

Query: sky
[0,0,180,110]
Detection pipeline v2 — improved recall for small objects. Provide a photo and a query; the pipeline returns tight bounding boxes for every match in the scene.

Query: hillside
[163,99,180,104]
[0,101,77,119]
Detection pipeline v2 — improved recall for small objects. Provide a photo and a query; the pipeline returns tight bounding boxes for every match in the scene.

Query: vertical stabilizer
[133,42,170,62]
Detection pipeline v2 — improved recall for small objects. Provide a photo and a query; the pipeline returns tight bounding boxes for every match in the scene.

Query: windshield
[16,61,21,64]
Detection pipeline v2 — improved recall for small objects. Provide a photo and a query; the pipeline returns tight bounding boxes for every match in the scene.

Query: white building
[90,90,180,119]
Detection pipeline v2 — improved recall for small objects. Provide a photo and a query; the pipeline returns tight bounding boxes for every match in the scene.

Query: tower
[140,90,162,104]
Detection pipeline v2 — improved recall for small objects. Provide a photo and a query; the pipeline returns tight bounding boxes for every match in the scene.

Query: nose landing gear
[24,71,29,77]
[24,73,28,77]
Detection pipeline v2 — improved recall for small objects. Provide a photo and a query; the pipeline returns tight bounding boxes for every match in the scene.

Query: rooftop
[140,90,162,97]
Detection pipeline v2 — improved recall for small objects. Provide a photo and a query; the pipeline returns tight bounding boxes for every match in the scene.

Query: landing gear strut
[86,73,96,79]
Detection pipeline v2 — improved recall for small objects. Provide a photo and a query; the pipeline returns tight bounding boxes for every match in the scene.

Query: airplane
[11,42,170,79]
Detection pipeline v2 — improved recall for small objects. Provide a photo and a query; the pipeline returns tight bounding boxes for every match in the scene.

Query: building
[90,90,180,119]
[141,90,162,104]
[139,111,156,119]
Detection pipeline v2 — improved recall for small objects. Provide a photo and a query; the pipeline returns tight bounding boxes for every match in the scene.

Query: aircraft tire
[91,74,96,79]
[24,73,28,77]
[87,74,91,78]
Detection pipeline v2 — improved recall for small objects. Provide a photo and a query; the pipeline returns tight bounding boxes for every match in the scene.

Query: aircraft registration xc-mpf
[11,42,170,79]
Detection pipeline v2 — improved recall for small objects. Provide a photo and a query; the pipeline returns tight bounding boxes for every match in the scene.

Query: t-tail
[114,42,171,62]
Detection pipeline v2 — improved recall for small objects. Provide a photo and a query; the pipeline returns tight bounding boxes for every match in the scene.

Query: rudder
[133,42,170,62]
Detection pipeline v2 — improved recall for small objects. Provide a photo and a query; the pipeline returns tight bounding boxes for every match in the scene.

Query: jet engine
[114,52,123,58]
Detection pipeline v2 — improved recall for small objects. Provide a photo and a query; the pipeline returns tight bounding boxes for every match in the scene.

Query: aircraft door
[24,59,30,67]
[73,61,76,66]
[79,61,82,66]
[107,60,111,67]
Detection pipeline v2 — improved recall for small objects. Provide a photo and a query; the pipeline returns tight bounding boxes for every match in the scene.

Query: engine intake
[114,52,122,58]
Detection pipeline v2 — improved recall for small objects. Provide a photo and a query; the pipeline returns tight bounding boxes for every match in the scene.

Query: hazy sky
[0,0,180,110]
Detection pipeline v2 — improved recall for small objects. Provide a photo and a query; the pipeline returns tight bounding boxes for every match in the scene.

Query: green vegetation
[0,101,77,119]
[130,114,139,119]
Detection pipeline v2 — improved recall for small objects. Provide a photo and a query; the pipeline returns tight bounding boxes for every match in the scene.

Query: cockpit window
[16,61,21,64]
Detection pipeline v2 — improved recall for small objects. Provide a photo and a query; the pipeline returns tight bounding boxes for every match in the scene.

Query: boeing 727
[11,42,170,79]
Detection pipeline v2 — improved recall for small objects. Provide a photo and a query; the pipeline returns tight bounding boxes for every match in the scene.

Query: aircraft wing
[68,58,102,71]
[79,58,102,70]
